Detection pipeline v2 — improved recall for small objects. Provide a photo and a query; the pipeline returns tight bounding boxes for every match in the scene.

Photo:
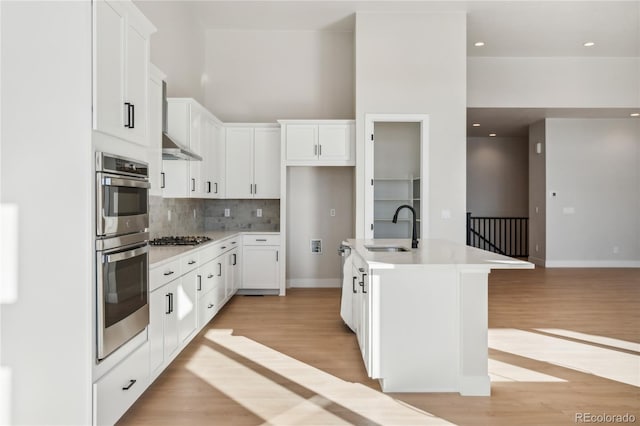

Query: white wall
[468,57,640,108]
[467,136,528,217]
[355,12,467,243]
[0,2,93,423]
[204,30,354,122]
[134,0,206,103]
[286,167,355,286]
[528,121,546,265]
[545,118,640,266]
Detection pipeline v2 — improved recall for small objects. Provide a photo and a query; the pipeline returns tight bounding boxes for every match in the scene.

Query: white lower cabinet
[93,342,150,426]
[197,259,221,328]
[351,253,372,374]
[177,269,198,343]
[242,234,280,290]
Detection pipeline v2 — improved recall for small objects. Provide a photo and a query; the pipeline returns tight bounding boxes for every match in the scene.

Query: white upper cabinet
[93,0,155,146]
[280,120,355,166]
[225,125,280,199]
[148,64,165,197]
[202,119,226,198]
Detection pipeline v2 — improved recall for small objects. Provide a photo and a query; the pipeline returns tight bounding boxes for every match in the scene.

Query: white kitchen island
[340,238,534,396]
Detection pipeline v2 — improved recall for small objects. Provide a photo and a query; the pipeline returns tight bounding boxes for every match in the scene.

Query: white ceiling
[187,1,640,135]
[192,1,640,57]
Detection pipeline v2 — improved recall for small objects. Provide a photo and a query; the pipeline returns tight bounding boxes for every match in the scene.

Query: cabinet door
[285,125,317,161]
[93,0,125,139]
[242,246,279,289]
[225,249,240,298]
[232,248,241,293]
[225,127,254,198]
[211,123,226,198]
[177,269,198,343]
[253,128,281,199]
[319,124,351,161]
[161,160,189,198]
[124,21,148,145]
[149,287,166,377]
[148,70,163,197]
[163,281,179,360]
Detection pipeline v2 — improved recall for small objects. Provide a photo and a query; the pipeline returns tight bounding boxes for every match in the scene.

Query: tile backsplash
[149,196,279,238]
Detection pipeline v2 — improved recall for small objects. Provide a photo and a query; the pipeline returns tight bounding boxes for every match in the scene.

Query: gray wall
[355,11,467,243]
[204,29,355,122]
[545,118,640,266]
[286,167,355,285]
[134,1,206,103]
[467,136,529,217]
[528,121,547,265]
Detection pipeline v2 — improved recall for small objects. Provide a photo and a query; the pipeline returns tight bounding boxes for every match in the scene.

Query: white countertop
[346,238,534,270]
[149,231,279,266]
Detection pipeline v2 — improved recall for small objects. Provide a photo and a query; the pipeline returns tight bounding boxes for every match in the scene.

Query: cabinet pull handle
[197,275,202,291]
[256,239,267,242]
[122,379,136,391]
[231,241,237,244]
[130,104,135,129]
[207,304,214,309]
[163,270,174,276]
[165,294,171,314]
[250,184,253,194]
[207,181,211,193]
[214,182,218,194]
[191,178,195,192]
[169,293,174,313]
[218,263,222,276]
[314,144,317,156]
[276,250,279,262]
[221,246,227,250]
[232,253,237,265]
[352,276,357,294]
[188,260,196,265]
[360,273,368,293]
[319,144,322,156]
[124,102,131,128]
[254,183,257,194]
[161,172,165,189]
[207,274,214,279]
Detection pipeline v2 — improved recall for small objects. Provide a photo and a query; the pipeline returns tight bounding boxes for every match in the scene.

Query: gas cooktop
[150,236,212,246]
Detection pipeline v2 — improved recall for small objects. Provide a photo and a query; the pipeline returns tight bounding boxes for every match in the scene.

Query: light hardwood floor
[119,268,640,425]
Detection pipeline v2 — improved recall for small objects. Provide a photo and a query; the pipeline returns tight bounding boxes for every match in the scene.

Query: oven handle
[105,245,149,263]
[102,176,151,189]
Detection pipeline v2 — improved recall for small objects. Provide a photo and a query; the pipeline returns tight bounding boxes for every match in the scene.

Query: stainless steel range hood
[162,81,202,161]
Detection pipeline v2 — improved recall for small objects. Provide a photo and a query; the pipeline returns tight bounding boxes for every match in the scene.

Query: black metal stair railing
[466,213,529,257]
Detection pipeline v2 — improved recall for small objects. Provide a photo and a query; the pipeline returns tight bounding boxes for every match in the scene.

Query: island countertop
[346,238,534,270]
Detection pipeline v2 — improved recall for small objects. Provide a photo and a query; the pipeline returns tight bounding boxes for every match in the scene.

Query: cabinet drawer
[242,234,280,246]
[181,251,200,273]
[198,288,218,328]
[94,342,150,426]
[150,259,181,291]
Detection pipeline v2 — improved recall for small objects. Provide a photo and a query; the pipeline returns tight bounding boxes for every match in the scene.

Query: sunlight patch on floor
[489,329,640,387]
[187,329,454,425]
[534,329,640,352]
[488,359,566,382]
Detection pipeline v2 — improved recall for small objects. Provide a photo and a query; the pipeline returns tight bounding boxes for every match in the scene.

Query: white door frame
[364,113,430,240]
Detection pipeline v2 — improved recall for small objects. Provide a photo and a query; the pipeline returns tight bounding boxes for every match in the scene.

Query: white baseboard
[287,278,341,288]
[528,256,546,267]
[545,260,640,268]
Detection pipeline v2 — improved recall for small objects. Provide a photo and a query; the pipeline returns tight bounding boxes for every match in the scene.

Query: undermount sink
[365,245,410,253]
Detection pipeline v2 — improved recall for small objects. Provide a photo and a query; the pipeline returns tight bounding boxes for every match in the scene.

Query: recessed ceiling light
[583,41,595,47]
[631,113,640,117]
[489,133,497,137]
[472,123,481,127]
[474,42,485,47]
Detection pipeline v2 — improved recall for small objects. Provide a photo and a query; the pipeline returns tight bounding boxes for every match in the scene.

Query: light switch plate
[256,208,262,217]
[224,208,230,217]
[311,239,322,254]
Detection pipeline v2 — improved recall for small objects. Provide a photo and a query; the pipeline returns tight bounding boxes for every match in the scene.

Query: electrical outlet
[257,208,262,217]
[193,209,197,219]
[224,208,230,217]
[535,244,539,252]
[167,210,171,222]
[330,208,336,217]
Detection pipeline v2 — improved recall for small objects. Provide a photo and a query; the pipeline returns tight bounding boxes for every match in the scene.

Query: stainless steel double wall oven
[95,152,150,361]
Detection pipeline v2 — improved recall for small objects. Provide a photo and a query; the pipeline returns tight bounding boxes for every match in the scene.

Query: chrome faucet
[392,205,419,249]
